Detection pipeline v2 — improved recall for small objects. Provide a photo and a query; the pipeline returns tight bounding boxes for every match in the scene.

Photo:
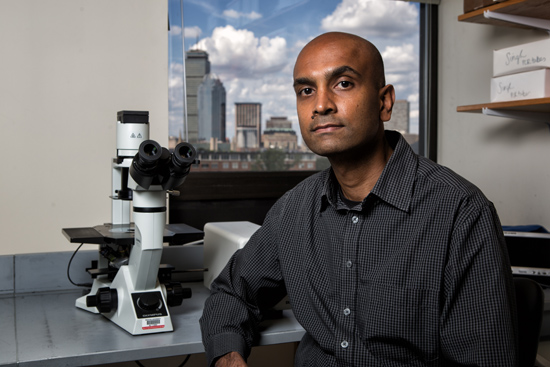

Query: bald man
[200,32,517,367]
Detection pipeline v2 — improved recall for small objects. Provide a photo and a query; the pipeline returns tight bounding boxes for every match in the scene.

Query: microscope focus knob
[137,293,162,311]
[165,282,192,307]
[86,287,118,313]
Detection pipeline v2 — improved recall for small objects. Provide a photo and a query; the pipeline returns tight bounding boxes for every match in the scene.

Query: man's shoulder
[415,155,489,205]
[277,169,328,204]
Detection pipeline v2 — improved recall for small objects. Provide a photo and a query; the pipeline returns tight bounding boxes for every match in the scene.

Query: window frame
[169,2,439,226]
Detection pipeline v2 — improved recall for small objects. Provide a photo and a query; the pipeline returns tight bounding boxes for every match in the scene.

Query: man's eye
[338,81,352,88]
[301,88,313,95]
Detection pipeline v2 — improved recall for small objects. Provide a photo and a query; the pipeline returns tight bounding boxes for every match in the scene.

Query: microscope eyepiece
[137,140,162,167]
[130,140,165,189]
[160,142,197,190]
[172,142,197,169]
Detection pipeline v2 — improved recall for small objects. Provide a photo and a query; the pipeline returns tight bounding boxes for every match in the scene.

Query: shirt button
[341,340,349,348]
[343,308,351,316]
[352,215,359,224]
[346,260,353,268]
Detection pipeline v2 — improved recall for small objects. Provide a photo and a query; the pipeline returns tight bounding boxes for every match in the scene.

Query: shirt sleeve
[199,196,288,367]
[440,200,518,366]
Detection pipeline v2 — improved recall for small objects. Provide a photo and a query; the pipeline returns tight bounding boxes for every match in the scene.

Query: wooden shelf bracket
[482,107,550,123]
[484,10,550,32]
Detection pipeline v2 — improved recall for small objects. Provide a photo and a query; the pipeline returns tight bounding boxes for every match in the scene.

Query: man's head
[293,32,395,159]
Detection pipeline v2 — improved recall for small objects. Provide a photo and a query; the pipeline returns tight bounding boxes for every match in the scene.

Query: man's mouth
[312,123,343,133]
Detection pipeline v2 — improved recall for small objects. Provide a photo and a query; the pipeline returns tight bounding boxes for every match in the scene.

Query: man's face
[293,37,388,158]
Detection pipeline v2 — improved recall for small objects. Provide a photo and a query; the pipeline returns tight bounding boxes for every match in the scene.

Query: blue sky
[168,0,420,142]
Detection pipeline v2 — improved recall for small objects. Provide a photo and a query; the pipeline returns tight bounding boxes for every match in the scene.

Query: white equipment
[64,111,198,335]
[203,221,291,311]
[203,221,261,289]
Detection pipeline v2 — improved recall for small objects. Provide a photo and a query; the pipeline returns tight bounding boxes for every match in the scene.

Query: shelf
[457,98,550,113]
[458,0,550,29]
[457,98,550,122]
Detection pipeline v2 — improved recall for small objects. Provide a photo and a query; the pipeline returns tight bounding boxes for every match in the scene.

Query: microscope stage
[62,223,203,246]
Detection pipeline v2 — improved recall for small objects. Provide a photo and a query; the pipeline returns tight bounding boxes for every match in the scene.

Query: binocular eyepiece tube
[130,140,196,190]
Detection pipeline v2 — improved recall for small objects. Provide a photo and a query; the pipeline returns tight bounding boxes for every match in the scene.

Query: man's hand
[215,352,247,367]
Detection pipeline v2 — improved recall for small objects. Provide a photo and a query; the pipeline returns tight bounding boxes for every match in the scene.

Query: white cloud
[194,25,288,78]
[382,44,417,72]
[223,9,262,20]
[170,25,182,37]
[184,26,202,39]
[321,0,418,38]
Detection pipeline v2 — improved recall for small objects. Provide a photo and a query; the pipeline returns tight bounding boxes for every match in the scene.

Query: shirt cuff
[206,332,249,367]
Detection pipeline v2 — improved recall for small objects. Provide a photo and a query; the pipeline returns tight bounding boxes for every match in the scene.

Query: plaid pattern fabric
[200,131,517,367]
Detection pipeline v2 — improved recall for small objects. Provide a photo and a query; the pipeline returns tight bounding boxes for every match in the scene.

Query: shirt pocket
[357,281,439,366]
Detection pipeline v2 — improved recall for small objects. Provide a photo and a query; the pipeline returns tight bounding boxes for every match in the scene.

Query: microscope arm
[129,189,166,291]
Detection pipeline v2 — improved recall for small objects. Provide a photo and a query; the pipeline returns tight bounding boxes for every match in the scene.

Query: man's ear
[379,84,396,122]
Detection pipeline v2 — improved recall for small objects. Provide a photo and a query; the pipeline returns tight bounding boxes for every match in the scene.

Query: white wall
[438,1,550,228]
[0,0,168,255]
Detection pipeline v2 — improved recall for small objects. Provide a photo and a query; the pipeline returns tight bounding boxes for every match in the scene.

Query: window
[168,0,433,173]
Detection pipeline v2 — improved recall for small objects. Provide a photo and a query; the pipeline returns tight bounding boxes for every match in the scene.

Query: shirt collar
[320,130,417,213]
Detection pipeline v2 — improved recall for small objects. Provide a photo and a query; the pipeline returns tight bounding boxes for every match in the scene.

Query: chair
[514,277,544,367]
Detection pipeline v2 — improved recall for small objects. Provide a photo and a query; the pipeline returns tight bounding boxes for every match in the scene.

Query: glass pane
[168,0,421,172]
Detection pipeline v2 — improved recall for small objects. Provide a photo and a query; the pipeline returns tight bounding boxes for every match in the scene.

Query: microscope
[63,111,201,335]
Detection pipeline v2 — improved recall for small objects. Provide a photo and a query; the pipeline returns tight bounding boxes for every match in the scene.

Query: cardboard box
[464,0,507,13]
[494,38,550,77]
[490,69,550,102]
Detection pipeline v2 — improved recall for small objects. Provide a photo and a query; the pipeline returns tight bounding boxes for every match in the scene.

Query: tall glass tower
[198,73,226,143]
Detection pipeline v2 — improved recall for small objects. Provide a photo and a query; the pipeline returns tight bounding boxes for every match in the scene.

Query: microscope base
[77,267,174,335]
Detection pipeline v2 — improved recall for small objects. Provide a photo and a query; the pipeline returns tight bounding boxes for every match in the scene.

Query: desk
[0,297,16,367]
[5,283,304,367]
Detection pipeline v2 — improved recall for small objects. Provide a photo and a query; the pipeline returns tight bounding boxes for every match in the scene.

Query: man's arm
[441,202,517,366]
[200,197,288,367]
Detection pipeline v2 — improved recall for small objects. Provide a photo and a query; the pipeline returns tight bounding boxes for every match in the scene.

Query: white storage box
[490,69,550,102]
[494,38,550,77]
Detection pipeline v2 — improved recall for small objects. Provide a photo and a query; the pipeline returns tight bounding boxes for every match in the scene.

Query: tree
[252,148,287,171]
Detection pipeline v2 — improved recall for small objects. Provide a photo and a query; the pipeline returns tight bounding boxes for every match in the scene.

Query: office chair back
[514,277,544,367]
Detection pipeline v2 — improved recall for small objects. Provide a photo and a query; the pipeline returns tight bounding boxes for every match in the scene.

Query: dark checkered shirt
[200,131,517,366]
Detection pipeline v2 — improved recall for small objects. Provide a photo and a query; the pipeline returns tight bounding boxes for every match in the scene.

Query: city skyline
[168,0,420,143]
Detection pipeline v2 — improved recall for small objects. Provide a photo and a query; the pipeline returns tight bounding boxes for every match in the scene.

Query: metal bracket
[484,10,550,33]
[482,107,550,124]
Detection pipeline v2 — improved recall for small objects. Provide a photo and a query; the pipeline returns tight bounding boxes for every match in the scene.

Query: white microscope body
[73,111,196,335]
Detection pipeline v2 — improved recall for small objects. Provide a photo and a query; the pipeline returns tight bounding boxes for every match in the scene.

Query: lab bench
[0,247,305,367]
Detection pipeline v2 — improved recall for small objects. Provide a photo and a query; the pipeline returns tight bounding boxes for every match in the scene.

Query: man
[200,32,517,367]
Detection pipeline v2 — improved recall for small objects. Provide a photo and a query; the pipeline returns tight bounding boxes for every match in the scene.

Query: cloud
[382,43,417,72]
[184,26,202,39]
[170,25,182,37]
[378,43,418,134]
[223,9,262,20]
[170,25,202,39]
[169,62,185,136]
[321,0,418,39]
[194,25,288,78]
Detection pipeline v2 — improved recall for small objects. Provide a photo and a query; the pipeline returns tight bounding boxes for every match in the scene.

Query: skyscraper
[235,102,261,151]
[185,49,210,143]
[198,73,226,143]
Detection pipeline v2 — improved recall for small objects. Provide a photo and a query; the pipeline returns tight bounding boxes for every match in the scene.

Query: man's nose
[313,88,336,115]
